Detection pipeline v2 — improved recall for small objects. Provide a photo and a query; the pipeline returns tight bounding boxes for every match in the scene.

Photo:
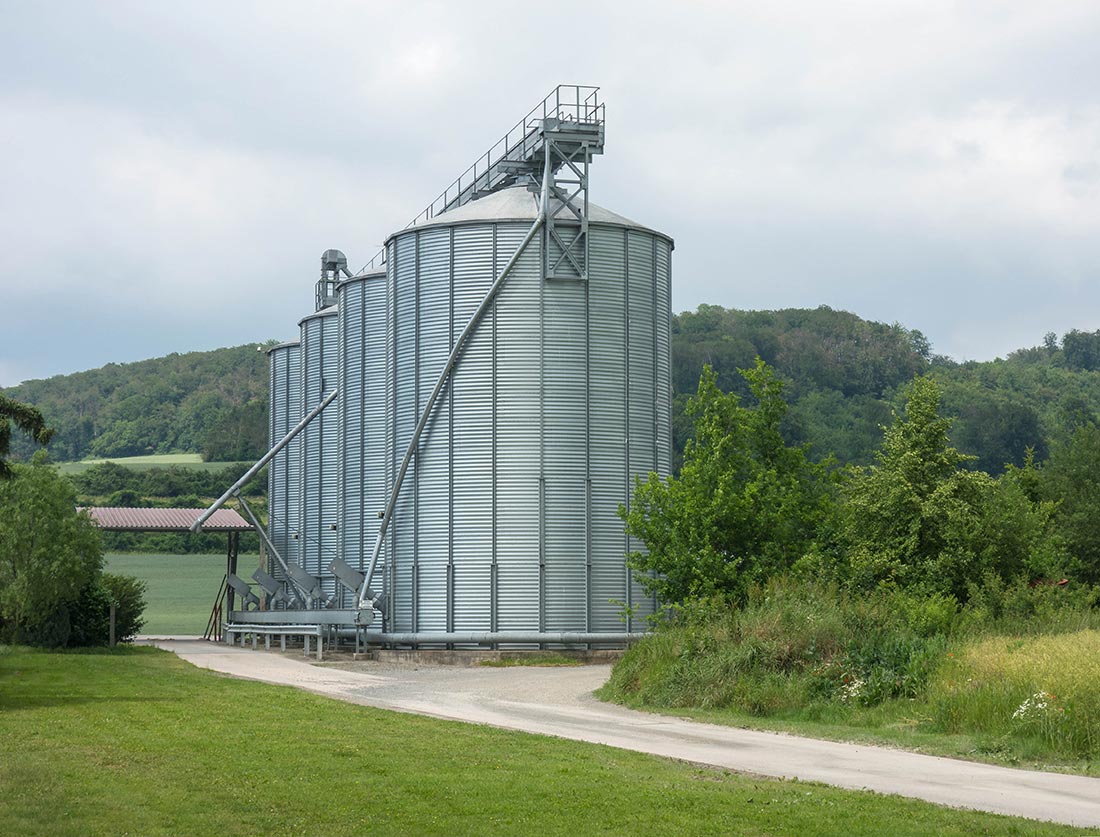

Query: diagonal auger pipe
[234,492,306,608]
[190,388,339,533]
[357,157,553,609]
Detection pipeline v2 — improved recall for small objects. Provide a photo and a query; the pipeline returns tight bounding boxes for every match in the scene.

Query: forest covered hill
[3,343,272,462]
[7,309,1100,475]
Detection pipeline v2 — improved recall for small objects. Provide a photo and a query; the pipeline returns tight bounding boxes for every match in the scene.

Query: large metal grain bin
[336,270,387,611]
[266,341,301,583]
[383,185,672,637]
[298,305,340,600]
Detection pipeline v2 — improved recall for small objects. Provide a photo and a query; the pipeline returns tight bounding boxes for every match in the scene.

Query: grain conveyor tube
[357,153,553,610]
[234,492,307,608]
[190,388,339,532]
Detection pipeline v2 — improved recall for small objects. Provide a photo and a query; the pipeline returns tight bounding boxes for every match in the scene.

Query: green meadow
[105,552,261,635]
[0,646,1084,837]
[57,453,251,476]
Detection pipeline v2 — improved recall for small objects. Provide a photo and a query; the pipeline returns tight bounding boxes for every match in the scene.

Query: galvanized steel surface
[267,341,301,579]
[381,186,672,638]
[337,271,387,617]
[299,307,339,599]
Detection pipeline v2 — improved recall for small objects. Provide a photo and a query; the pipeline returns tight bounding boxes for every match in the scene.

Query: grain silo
[377,185,672,638]
[335,269,387,611]
[265,340,301,580]
[298,304,340,601]
[203,85,672,649]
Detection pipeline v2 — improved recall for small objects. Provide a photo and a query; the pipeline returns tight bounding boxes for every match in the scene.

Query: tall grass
[603,581,946,714]
[932,631,1100,758]
[601,578,1100,764]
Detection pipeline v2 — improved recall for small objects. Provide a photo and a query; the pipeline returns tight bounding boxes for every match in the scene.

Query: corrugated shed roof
[81,507,253,532]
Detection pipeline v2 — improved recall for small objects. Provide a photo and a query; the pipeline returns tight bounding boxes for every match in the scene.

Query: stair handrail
[357,84,603,274]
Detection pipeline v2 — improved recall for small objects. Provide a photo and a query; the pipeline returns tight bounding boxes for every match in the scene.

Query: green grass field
[105,553,261,635]
[57,453,251,475]
[0,646,1083,836]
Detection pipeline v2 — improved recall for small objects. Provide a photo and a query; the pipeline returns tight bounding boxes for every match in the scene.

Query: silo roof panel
[403,186,669,241]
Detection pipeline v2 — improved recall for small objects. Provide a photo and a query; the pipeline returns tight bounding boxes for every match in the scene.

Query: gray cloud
[2,1,1100,386]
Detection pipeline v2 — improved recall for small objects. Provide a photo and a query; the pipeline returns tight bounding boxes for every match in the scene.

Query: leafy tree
[0,452,103,644]
[1062,329,1100,371]
[621,360,835,605]
[838,378,1064,599]
[0,394,53,478]
[68,573,147,646]
[1042,422,1100,584]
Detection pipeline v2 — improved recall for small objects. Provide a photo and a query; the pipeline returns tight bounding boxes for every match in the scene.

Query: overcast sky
[2,1,1099,387]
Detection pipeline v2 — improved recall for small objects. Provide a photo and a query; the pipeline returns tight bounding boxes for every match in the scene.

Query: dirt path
[148,638,1100,829]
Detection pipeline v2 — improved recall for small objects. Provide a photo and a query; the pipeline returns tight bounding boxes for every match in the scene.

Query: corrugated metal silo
[336,270,387,612]
[266,340,301,585]
[383,185,672,637]
[298,305,340,600]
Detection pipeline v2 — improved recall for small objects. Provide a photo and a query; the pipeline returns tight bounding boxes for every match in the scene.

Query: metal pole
[235,493,307,607]
[190,388,338,532]
[357,155,553,609]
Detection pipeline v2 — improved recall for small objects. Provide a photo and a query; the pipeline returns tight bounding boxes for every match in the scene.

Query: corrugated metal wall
[337,273,387,617]
[381,210,672,638]
[266,342,301,584]
[299,307,339,600]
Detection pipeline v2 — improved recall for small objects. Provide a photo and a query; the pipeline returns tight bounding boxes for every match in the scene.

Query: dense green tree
[3,343,272,462]
[1062,329,1100,371]
[0,452,103,644]
[1042,422,1100,584]
[621,360,835,605]
[201,398,268,462]
[0,394,53,478]
[838,378,1064,599]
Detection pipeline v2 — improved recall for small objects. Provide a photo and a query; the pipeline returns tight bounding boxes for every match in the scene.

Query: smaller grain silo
[336,268,388,611]
[266,341,301,582]
[298,304,339,600]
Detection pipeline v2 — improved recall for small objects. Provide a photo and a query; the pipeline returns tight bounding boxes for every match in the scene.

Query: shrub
[602,579,950,713]
[66,574,147,646]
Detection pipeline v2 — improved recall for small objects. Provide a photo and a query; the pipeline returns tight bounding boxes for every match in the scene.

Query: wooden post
[109,602,117,647]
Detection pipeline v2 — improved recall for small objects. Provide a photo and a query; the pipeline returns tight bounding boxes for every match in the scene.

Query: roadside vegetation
[0,646,1085,836]
[608,362,1100,772]
[0,415,147,647]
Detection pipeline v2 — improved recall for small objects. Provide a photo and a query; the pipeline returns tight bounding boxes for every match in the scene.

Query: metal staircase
[359,84,605,278]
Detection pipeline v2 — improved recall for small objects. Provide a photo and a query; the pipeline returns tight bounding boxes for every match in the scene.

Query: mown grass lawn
[0,646,1086,836]
[104,553,261,635]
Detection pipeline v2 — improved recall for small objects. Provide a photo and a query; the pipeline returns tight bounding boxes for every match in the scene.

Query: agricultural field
[0,646,1083,836]
[105,553,261,636]
[57,453,250,476]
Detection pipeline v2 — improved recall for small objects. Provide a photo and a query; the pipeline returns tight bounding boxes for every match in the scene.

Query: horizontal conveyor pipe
[366,632,649,645]
[190,388,339,532]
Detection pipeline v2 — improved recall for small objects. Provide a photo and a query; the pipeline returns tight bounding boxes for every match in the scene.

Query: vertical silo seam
[622,226,632,630]
[585,219,592,634]
[447,225,455,634]
[538,220,546,634]
[490,224,499,635]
